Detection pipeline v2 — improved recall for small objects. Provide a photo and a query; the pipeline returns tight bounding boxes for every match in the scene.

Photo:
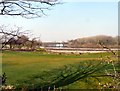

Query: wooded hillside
[68,35,120,48]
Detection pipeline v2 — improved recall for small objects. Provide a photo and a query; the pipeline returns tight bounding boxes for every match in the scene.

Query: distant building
[42,42,68,48]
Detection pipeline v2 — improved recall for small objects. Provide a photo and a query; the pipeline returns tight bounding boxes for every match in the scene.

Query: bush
[36,48,46,52]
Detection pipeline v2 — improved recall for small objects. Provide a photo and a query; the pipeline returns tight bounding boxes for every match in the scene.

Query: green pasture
[1,51,119,89]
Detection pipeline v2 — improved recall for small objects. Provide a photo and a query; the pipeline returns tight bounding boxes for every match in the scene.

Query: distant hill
[68,35,120,48]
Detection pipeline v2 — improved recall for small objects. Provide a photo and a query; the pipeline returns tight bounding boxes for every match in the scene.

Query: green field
[1,51,119,89]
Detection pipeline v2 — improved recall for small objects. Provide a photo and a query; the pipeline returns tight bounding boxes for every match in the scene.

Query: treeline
[0,26,42,50]
[68,35,120,48]
[1,35,42,50]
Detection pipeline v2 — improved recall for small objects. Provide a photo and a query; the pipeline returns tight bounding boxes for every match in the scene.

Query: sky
[0,1,118,42]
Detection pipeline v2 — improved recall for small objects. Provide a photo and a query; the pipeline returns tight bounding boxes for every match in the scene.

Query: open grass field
[1,50,119,89]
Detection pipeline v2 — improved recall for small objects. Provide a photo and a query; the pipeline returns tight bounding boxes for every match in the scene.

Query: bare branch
[0,0,59,18]
[98,40,117,55]
[0,25,26,50]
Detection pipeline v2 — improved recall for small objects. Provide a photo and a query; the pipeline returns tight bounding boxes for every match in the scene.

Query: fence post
[48,86,50,91]
[41,87,42,91]
[54,85,55,91]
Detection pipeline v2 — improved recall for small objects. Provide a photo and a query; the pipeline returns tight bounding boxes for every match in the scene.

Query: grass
[1,50,119,89]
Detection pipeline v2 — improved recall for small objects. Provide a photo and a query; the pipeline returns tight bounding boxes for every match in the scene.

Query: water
[46,47,119,53]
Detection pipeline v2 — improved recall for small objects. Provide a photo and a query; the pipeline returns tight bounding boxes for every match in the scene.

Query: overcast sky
[0,1,118,42]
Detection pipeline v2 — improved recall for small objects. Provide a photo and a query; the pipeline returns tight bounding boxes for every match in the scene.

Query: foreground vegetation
[1,51,120,90]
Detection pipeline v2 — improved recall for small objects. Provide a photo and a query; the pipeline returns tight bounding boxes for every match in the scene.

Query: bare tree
[7,37,16,49]
[0,25,42,50]
[0,25,28,50]
[16,35,29,49]
[0,0,59,19]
